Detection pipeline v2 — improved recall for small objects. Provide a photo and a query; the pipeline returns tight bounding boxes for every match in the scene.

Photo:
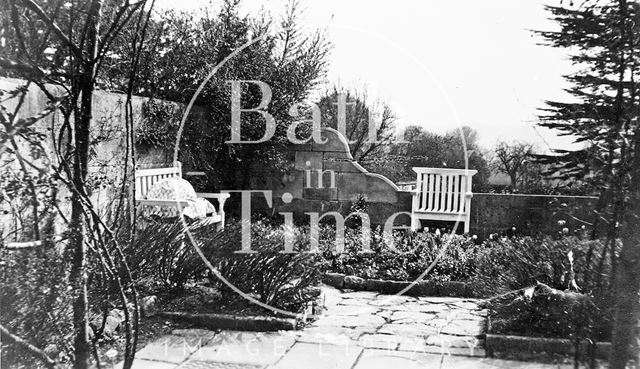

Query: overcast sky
[155,0,580,153]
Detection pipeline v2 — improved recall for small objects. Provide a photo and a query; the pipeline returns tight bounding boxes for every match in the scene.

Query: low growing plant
[202,220,326,312]
[0,241,74,368]
[476,236,613,342]
[472,236,611,297]
[124,218,218,290]
[322,228,480,282]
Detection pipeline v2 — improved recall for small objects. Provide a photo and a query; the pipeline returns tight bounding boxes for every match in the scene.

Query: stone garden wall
[1,76,598,240]
[0,77,177,169]
[0,77,187,241]
[256,128,414,226]
[256,127,598,238]
[469,193,598,238]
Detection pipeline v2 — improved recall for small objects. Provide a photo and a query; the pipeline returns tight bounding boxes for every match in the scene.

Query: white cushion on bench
[145,177,216,219]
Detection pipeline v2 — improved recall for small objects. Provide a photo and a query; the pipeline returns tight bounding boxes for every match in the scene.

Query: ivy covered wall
[0,77,202,241]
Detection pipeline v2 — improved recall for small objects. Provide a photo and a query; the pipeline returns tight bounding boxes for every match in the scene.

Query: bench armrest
[196,192,230,208]
[138,199,190,207]
[196,192,230,227]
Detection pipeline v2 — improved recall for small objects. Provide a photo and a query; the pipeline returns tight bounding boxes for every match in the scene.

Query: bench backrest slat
[134,163,182,200]
[434,175,441,212]
[412,168,477,214]
[459,175,467,212]
[447,175,453,212]
[411,167,477,233]
[451,175,459,212]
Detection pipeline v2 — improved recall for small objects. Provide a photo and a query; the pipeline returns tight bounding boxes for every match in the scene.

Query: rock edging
[323,273,476,297]
[158,312,297,332]
[485,334,611,360]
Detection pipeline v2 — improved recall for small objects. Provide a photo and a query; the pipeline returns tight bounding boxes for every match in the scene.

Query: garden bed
[321,228,481,287]
[483,280,613,363]
[156,284,271,316]
[153,283,325,331]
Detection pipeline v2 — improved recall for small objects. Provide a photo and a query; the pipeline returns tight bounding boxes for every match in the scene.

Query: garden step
[323,304,378,316]
[296,325,374,342]
[192,331,296,366]
[311,314,386,329]
[388,311,438,323]
[439,320,485,337]
[377,323,439,337]
[397,340,486,357]
[135,334,205,364]
[270,342,362,369]
[359,333,407,349]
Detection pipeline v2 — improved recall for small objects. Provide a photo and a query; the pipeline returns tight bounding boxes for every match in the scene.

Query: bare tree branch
[0,323,62,369]
[18,0,83,58]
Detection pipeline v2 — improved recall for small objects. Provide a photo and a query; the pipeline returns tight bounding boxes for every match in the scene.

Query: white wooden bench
[135,162,229,228]
[411,167,477,233]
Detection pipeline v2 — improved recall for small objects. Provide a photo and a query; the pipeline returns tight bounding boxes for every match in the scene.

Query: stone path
[302,288,486,357]
[117,286,571,369]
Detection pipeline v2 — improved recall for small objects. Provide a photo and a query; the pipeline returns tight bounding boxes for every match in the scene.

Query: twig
[19,0,83,57]
[0,323,61,369]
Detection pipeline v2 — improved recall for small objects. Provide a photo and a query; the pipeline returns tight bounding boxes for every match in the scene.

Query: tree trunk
[609,0,639,366]
[68,198,89,369]
[69,2,103,368]
[610,194,640,368]
[68,81,95,369]
[509,171,518,190]
[610,144,640,369]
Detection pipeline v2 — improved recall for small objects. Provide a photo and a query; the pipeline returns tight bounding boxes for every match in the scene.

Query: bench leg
[464,213,471,234]
[411,217,421,231]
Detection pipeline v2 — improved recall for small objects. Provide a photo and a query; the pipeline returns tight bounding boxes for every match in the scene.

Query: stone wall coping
[351,161,368,173]
[413,167,478,176]
[311,127,400,193]
[474,193,598,200]
[320,127,351,150]
[365,172,400,191]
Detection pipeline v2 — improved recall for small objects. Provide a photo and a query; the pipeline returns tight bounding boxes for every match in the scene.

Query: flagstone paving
[117,286,572,369]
